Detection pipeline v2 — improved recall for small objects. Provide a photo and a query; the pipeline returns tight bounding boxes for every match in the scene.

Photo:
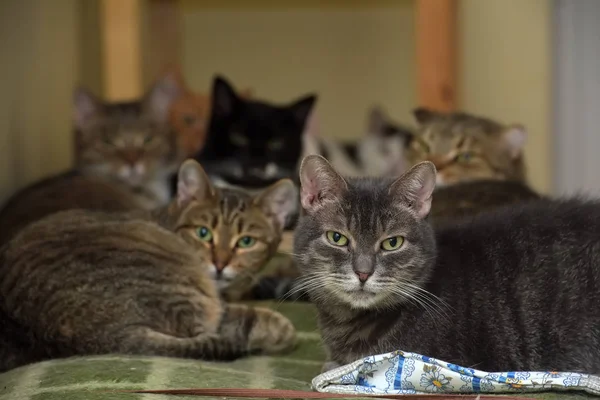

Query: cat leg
[113,304,296,360]
[225,304,297,355]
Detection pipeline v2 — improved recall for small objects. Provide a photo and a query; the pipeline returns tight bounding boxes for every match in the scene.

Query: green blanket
[0,301,594,400]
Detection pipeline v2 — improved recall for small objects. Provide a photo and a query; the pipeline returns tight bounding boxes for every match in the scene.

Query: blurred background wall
[0,0,556,202]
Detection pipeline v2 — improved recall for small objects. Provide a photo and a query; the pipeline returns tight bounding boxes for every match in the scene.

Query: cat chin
[334,287,386,310]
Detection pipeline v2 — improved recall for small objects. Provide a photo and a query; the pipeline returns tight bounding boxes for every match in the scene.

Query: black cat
[196,75,317,189]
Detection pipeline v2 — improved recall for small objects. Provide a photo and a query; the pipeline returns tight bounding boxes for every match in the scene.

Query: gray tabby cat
[0,75,183,246]
[294,155,600,373]
[0,160,297,372]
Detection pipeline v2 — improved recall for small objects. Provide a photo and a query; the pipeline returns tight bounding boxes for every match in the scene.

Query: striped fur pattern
[0,160,297,372]
[408,108,527,186]
[74,73,185,207]
[0,172,150,246]
[295,156,600,373]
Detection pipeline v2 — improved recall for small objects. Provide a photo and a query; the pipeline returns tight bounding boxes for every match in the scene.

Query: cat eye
[455,151,474,163]
[326,231,349,247]
[182,115,197,126]
[101,135,114,146]
[196,226,213,242]
[230,132,249,147]
[381,236,404,251]
[267,139,284,151]
[143,135,155,145]
[237,236,256,248]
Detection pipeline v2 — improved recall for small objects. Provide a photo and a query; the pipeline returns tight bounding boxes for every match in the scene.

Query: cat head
[74,74,184,188]
[408,108,527,186]
[168,68,255,158]
[364,106,415,176]
[170,159,297,294]
[198,75,317,188]
[294,155,437,310]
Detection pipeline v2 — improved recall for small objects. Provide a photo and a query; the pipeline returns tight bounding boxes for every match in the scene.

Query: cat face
[74,75,183,188]
[294,155,437,309]
[172,159,297,294]
[407,108,527,186]
[198,76,317,188]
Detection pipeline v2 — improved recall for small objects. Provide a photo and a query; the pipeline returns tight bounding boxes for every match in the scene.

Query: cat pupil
[388,237,397,247]
[332,232,341,242]
[183,115,197,126]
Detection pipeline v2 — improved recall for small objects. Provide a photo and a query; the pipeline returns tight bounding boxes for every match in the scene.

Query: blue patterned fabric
[312,350,600,396]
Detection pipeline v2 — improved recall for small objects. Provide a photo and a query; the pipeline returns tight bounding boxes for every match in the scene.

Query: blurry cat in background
[74,74,184,203]
[196,75,317,189]
[0,73,183,245]
[408,107,527,186]
[302,106,413,177]
[166,67,255,158]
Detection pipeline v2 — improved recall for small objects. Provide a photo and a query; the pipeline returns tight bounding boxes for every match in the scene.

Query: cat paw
[248,307,297,355]
[321,361,342,373]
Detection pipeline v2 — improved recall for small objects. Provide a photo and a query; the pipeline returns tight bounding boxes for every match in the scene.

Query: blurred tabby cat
[0,160,297,372]
[408,107,527,186]
[302,106,413,177]
[295,155,600,373]
[0,74,183,245]
[196,75,317,189]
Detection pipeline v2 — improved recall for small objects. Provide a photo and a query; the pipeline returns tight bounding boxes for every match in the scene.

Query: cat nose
[121,150,142,166]
[355,271,372,283]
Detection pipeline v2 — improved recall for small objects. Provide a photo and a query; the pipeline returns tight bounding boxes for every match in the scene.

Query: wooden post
[147,0,182,83]
[416,0,457,112]
[99,0,144,101]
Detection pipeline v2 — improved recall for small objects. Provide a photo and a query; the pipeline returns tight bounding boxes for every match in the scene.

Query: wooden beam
[99,0,143,101]
[147,0,182,83]
[416,0,457,112]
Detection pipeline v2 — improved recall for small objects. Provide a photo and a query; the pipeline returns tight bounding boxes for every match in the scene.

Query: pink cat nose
[356,272,371,283]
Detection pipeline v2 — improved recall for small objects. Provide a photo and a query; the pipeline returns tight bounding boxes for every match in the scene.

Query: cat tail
[250,276,310,302]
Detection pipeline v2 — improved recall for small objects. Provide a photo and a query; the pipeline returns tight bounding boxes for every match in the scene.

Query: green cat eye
[326,231,349,246]
[230,132,249,147]
[381,236,404,251]
[455,151,474,163]
[196,226,213,242]
[237,236,256,248]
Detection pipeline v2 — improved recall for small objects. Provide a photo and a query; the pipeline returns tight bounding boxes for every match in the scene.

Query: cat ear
[299,155,347,212]
[289,95,318,125]
[502,124,527,159]
[413,107,439,125]
[212,75,239,117]
[389,161,437,219]
[368,105,387,135]
[177,159,215,207]
[254,179,298,229]
[145,71,185,122]
[73,86,101,130]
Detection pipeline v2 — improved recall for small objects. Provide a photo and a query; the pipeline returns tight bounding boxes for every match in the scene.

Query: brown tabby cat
[74,76,182,202]
[408,108,527,186]
[0,159,297,372]
[0,74,183,246]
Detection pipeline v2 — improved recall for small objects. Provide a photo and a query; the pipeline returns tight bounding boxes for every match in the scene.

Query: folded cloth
[312,350,600,397]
